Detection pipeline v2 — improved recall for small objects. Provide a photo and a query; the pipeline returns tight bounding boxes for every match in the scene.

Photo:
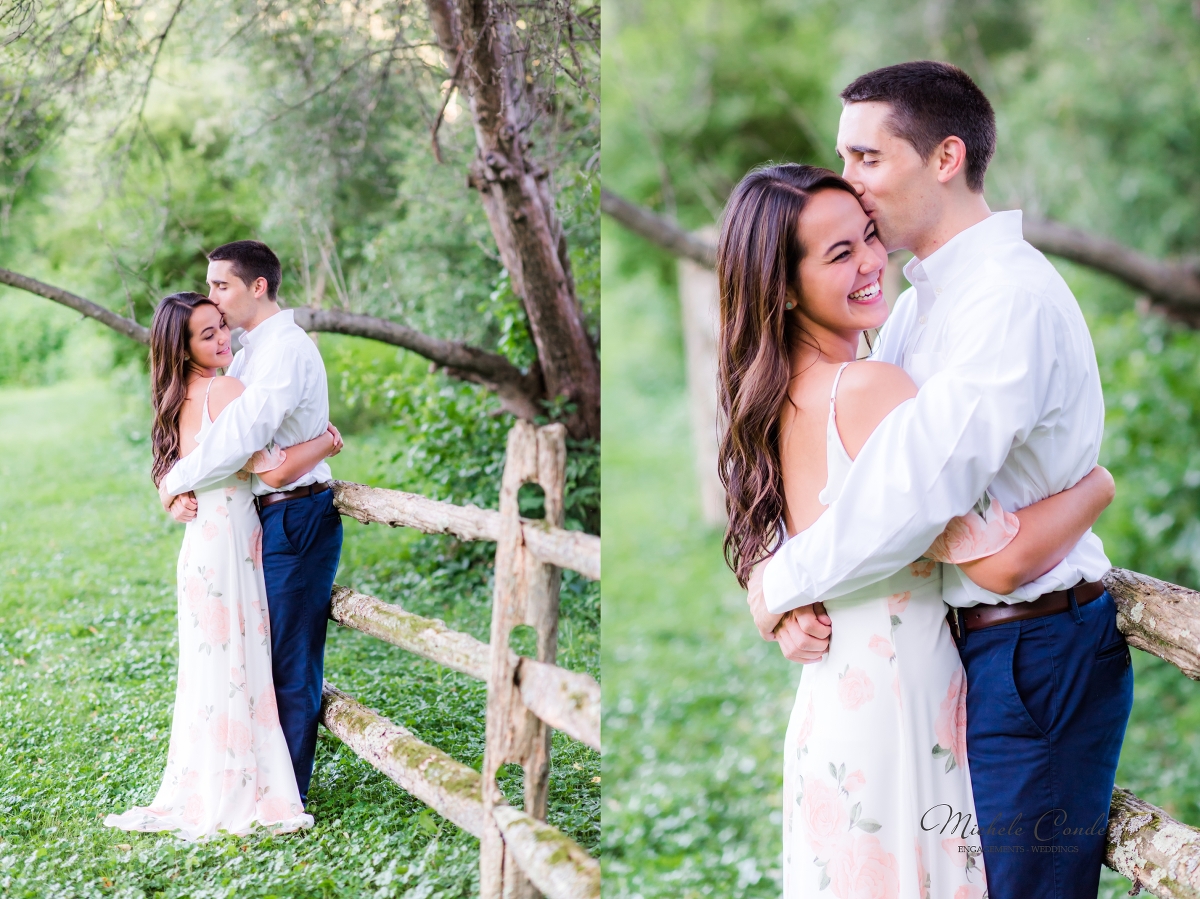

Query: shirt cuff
[763,549,809,615]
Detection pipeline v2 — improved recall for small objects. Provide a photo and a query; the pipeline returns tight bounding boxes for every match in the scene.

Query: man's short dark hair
[840,61,996,193]
[207,240,282,300]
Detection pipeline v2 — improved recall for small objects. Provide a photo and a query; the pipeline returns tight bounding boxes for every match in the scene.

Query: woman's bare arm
[257,426,342,489]
[957,466,1115,595]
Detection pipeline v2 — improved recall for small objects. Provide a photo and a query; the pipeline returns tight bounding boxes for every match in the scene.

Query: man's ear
[253,276,269,300]
[933,135,968,186]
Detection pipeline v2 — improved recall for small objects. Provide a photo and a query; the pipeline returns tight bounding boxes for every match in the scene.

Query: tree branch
[600,188,716,268]
[0,267,543,420]
[601,188,1200,322]
[0,267,151,344]
[1020,217,1200,324]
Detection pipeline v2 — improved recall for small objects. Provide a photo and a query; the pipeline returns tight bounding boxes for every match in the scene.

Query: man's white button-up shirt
[762,210,1111,613]
[162,309,332,498]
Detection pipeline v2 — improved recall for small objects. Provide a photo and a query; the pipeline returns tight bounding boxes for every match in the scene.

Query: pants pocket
[1095,636,1130,662]
[1011,619,1057,738]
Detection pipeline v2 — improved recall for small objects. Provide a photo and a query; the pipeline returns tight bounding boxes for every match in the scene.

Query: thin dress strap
[817,362,854,508]
[829,362,852,413]
[202,377,217,424]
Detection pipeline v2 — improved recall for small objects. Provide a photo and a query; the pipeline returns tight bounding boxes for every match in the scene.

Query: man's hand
[775,603,832,663]
[168,491,198,523]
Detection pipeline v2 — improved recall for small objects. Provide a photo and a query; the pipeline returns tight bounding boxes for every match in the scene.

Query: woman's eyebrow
[824,239,852,256]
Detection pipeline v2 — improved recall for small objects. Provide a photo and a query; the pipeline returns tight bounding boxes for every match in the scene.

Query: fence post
[480,421,568,899]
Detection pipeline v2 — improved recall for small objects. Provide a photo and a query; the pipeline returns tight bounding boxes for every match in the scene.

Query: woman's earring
[784,300,796,310]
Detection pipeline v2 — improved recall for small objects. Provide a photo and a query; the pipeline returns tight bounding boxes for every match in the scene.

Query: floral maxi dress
[782,363,1017,899]
[105,383,312,840]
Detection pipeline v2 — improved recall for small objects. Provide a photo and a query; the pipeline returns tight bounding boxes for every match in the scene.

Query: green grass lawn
[0,378,598,898]
[599,232,1196,898]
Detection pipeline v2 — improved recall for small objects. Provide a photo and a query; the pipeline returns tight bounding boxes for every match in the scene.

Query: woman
[716,165,1114,898]
[106,291,342,840]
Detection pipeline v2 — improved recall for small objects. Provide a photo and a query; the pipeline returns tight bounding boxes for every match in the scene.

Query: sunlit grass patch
[0,379,598,897]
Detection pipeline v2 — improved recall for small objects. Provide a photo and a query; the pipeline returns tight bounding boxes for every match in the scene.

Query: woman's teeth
[849,281,881,301]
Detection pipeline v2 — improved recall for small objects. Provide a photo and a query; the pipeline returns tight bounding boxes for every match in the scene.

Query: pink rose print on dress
[932,666,969,773]
[800,777,849,857]
[215,505,228,517]
[185,575,206,610]
[254,685,280,729]
[942,836,969,867]
[247,527,263,570]
[953,887,985,899]
[202,520,219,541]
[826,832,900,899]
[182,793,205,825]
[843,769,866,792]
[908,560,936,578]
[927,507,1018,564]
[916,840,930,899]
[868,635,895,661]
[794,693,814,752]
[260,796,292,823]
[209,713,251,756]
[887,592,910,615]
[837,666,875,711]
[197,594,231,648]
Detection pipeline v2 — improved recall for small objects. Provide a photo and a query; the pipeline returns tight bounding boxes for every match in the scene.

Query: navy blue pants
[956,592,1133,899]
[259,489,342,805]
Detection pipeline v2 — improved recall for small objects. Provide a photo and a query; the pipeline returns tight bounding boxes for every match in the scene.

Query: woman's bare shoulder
[834,361,918,459]
[207,376,244,418]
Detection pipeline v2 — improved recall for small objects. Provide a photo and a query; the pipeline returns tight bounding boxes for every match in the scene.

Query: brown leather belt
[949,580,1106,637]
[255,481,331,511]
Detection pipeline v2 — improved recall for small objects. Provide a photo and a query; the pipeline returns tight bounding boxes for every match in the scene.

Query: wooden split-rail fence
[319,420,600,899]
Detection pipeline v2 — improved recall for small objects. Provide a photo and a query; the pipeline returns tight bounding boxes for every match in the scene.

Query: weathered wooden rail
[321,421,600,899]
[1103,568,1200,897]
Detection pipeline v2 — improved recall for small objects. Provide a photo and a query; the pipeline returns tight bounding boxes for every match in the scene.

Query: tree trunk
[426,0,601,440]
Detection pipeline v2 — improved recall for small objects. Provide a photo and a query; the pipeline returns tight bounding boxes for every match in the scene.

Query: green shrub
[0,291,72,386]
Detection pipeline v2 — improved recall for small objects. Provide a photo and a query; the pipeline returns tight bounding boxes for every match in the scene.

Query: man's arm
[763,287,1056,614]
[161,351,304,498]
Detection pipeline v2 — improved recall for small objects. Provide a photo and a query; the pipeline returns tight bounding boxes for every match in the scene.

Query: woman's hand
[774,604,832,664]
[326,424,343,457]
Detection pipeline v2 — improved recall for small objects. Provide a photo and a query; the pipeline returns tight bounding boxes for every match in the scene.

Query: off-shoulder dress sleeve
[924,491,1020,564]
[241,443,287,475]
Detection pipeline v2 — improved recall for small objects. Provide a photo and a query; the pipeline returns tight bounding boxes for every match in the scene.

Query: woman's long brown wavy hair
[150,292,217,487]
[717,163,863,586]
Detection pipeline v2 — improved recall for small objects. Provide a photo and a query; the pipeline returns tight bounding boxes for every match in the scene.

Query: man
[159,240,342,807]
[752,62,1132,899]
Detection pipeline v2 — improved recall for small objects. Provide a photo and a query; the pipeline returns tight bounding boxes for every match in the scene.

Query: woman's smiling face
[792,188,890,339]
[186,303,232,371]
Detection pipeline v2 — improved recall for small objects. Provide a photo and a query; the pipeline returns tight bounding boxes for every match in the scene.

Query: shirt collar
[238,308,294,348]
[902,210,1024,290]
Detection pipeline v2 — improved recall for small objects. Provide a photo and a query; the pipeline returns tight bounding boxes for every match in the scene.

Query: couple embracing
[719,63,1132,898]
[105,240,344,840]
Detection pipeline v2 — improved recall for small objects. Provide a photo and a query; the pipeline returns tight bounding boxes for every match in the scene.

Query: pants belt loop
[1067,586,1084,625]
